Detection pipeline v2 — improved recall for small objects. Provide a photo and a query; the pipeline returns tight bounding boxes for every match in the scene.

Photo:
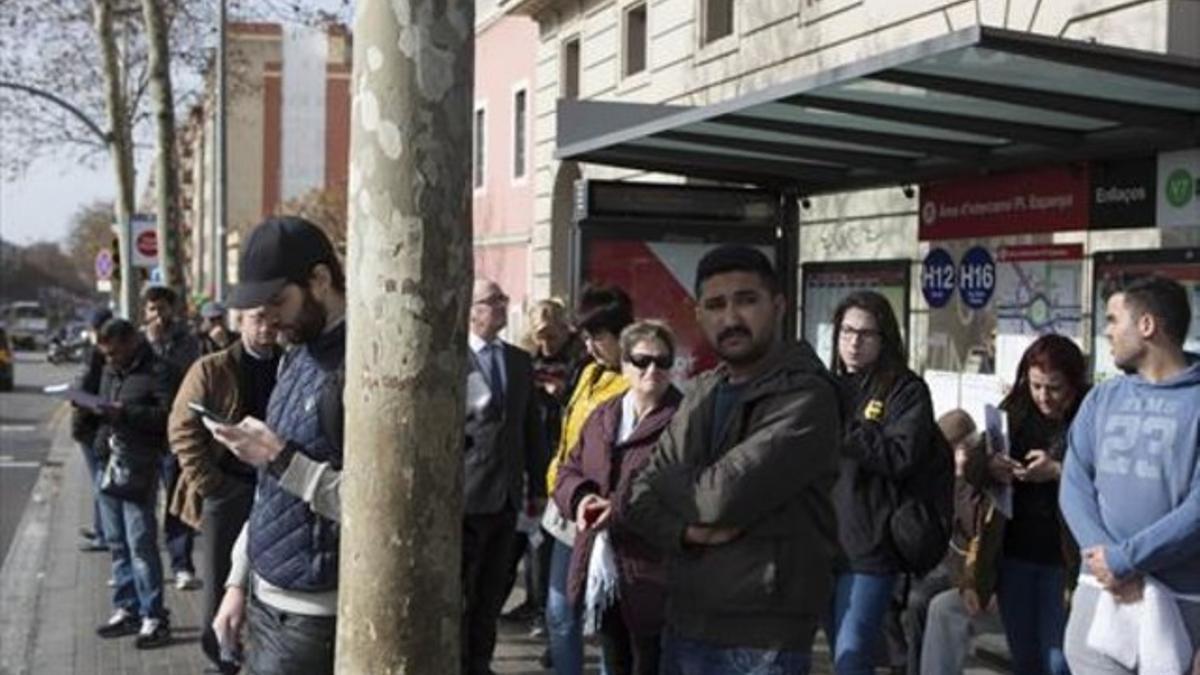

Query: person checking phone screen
[964,334,1088,675]
[206,217,347,675]
[552,320,682,674]
[167,304,281,670]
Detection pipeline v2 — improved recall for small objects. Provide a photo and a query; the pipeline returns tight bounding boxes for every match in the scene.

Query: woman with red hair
[963,334,1088,675]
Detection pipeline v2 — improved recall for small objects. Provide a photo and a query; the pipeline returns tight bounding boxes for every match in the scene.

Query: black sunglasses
[627,353,673,370]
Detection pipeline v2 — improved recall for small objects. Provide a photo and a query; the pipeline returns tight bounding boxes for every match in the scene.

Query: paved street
[0,351,75,562]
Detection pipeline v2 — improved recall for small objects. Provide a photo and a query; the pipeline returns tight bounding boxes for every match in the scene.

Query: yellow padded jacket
[544,362,628,495]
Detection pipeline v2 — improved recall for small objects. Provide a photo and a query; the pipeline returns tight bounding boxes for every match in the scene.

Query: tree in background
[274,184,347,258]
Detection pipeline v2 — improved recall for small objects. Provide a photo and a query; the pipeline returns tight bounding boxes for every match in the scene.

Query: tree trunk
[140,0,182,294]
[92,0,137,318]
[337,0,475,672]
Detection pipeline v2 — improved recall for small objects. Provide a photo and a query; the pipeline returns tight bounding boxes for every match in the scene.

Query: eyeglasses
[627,353,673,370]
[839,326,881,342]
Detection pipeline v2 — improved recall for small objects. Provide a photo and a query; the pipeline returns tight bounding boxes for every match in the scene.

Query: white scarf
[582,530,619,636]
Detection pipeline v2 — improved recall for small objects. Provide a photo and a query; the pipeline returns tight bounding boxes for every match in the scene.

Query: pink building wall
[473,15,539,321]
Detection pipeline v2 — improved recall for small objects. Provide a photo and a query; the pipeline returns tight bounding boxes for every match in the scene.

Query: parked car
[0,327,14,391]
[3,302,50,350]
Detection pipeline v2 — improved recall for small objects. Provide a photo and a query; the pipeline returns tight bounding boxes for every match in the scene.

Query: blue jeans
[80,443,105,539]
[996,558,1069,675]
[98,489,166,619]
[827,573,896,675]
[660,633,811,675]
[547,539,585,675]
[160,454,195,574]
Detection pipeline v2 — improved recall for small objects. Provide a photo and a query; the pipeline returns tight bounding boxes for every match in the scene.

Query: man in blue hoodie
[1060,275,1200,673]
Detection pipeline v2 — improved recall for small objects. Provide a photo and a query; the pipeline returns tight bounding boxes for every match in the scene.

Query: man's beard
[282,290,327,345]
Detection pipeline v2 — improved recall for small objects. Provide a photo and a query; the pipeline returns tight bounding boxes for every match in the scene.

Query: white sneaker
[138,617,161,637]
[174,570,200,591]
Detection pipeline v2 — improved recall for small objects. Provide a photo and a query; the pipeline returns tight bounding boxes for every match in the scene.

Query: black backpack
[888,421,955,576]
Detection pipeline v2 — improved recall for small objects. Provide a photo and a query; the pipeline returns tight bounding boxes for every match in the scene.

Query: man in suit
[463,279,545,675]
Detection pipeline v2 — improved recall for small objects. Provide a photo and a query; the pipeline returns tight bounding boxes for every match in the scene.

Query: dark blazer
[463,340,545,515]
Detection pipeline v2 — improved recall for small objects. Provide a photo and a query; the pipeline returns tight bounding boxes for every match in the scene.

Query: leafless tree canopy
[0,0,219,179]
[0,0,350,181]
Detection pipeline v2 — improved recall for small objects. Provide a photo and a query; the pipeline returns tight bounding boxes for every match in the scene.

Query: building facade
[473,5,541,332]
[180,22,352,298]
[500,0,1199,388]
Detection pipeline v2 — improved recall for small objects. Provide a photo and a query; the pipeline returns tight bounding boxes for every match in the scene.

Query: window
[473,106,486,190]
[562,38,581,100]
[512,89,527,179]
[702,0,734,44]
[623,4,647,77]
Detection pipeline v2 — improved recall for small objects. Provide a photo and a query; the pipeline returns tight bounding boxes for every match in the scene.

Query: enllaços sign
[1090,157,1156,229]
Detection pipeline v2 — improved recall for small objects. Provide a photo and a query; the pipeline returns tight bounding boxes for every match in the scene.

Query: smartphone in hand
[187,401,234,426]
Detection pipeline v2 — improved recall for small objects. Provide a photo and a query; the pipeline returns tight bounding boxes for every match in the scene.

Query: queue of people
[67,226,1198,675]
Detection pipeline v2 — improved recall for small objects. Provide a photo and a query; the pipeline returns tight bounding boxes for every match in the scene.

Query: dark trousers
[159,454,195,574]
[503,527,553,610]
[896,565,953,675]
[462,509,518,675]
[245,593,335,675]
[200,477,254,628]
[599,605,660,675]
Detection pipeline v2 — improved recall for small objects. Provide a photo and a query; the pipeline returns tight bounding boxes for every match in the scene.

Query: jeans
[98,489,165,619]
[80,442,105,539]
[660,633,811,675]
[995,558,1069,675]
[828,572,897,675]
[1064,583,1200,675]
[547,539,585,675]
[160,453,195,574]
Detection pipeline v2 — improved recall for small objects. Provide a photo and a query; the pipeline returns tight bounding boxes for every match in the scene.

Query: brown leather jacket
[167,342,253,528]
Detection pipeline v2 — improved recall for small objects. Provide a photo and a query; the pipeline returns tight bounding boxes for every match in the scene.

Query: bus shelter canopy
[555,26,1200,194]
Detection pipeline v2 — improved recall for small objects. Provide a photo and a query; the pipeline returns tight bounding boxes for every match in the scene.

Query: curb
[0,404,71,675]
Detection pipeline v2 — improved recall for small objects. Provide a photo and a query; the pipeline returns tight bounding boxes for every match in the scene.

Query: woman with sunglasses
[553,320,683,675]
[827,291,939,675]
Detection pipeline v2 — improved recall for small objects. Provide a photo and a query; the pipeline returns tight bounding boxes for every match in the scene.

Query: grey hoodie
[1060,354,1200,594]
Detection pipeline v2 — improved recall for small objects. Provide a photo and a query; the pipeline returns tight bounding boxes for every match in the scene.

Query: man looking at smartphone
[167,305,281,670]
[89,318,174,648]
[205,217,347,674]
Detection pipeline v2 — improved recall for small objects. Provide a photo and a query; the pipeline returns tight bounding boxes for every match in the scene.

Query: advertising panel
[802,261,909,368]
[1092,248,1200,381]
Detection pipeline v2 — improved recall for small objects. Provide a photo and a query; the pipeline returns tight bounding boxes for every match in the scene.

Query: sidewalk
[0,411,582,674]
[1,410,1006,674]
